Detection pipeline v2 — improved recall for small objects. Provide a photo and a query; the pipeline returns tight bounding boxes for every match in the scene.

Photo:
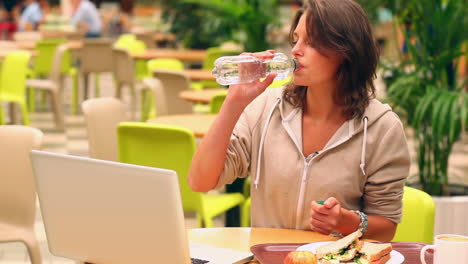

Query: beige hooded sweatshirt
[215,87,410,230]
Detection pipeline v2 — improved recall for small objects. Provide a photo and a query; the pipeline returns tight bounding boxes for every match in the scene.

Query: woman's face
[291,15,342,87]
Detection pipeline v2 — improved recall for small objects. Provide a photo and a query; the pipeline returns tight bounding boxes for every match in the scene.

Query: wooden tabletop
[132,49,207,61]
[147,114,216,138]
[185,69,216,81]
[0,49,38,58]
[188,228,337,253]
[188,228,431,264]
[179,88,227,104]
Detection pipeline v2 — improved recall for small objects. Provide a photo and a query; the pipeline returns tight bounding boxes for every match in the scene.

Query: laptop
[30,150,253,264]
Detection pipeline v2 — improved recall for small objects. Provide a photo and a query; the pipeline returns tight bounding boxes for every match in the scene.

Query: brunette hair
[283,0,379,119]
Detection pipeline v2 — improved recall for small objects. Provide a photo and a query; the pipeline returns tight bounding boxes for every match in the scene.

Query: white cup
[420,234,468,264]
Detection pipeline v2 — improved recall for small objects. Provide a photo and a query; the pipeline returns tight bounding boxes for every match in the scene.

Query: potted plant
[160,0,281,51]
[382,0,468,235]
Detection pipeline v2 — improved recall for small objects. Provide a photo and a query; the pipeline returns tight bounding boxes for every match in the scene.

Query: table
[188,228,337,253]
[185,69,216,81]
[132,49,207,61]
[0,49,38,58]
[179,89,227,104]
[147,114,216,138]
[188,228,433,264]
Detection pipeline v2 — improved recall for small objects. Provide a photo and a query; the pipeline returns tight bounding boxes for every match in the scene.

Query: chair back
[210,92,227,114]
[112,48,135,85]
[393,186,435,243]
[79,39,114,73]
[201,47,239,88]
[147,58,184,71]
[0,51,31,103]
[33,38,67,76]
[48,43,71,84]
[118,122,202,212]
[0,125,43,228]
[152,69,193,115]
[82,97,127,161]
[136,32,156,49]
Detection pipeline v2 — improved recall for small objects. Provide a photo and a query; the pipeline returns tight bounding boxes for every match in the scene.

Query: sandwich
[352,242,392,264]
[316,230,363,264]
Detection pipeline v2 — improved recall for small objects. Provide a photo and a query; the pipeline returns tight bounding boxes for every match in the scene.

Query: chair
[0,51,32,125]
[114,35,147,81]
[28,39,79,115]
[112,48,159,120]
[0,125,43,264]
[78,39,115,100]
[209,92,227,114]
[26,44,72,130]
[140,58,185,120]
[193,47,240,90]
[145,69,193,116]
[135,32,156,49]
[118,122,245,227]
[82,97,127,161]
[392,186,435,243]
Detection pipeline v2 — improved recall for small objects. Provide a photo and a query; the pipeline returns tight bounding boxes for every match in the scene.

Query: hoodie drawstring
[360,116,368,176]
[254,98,281,189]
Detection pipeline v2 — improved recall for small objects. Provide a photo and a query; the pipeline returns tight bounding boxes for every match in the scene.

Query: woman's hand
[225,50,277,109]
[309,197,342,235]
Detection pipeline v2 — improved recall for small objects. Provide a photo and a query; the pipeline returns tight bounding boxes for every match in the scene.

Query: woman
[188,0,410,242]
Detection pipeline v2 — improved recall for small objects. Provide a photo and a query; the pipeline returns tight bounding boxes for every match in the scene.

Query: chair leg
[0,104,4,124]
[83,73,90,100]
[23,240,42,264]
[71,73,79,115]
[115,82,122,98]
[28,88,36,112]
[40,90,47,112]
[20,102,30,125]
[50,91,65,131]
[94,73,100,97]
[130,84,137,120]
[203,217,214,228]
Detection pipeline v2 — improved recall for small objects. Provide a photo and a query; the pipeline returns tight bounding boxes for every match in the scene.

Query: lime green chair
[393,186,435,243]
[118,122,245,227]
[141,58,185,121]
[0,51,32,125]
[191,47,240,90]
[240,177,252,227]
[209,92,227,114]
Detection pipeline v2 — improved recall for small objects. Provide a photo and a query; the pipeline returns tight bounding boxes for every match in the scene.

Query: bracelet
[351,210,368,235]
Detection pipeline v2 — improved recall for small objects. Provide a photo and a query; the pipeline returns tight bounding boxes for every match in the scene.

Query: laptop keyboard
[191,258,209,264]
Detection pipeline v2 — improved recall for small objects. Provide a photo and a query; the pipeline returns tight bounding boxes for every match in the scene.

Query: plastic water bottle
[212,52,297,85]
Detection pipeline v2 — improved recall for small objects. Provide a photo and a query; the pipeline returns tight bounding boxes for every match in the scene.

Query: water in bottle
[212,52,297,85]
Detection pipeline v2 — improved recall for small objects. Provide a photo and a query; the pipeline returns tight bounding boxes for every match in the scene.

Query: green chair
[191,47,240,90]
[0,51,32,125]
[393,186,435,243]
[209,92,227,114]
[118,122,245,227]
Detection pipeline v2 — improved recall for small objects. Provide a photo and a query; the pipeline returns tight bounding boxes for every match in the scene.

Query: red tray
[251,242,434,264]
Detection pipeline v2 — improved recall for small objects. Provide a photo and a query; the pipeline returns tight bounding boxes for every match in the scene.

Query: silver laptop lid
[31,150,191,264]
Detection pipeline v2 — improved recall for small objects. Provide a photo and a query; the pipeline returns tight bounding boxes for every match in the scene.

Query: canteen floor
[0,72,467,263]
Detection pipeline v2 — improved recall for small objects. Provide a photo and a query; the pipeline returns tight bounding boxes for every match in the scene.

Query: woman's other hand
[226,50,277,109]
[309,197,342,235]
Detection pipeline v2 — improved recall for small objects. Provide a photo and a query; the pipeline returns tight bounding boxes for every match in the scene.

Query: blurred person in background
[70,0,101,38]
[19,0,42,31]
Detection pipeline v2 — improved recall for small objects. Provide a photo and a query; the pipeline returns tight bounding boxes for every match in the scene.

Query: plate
[296,241,405,264]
